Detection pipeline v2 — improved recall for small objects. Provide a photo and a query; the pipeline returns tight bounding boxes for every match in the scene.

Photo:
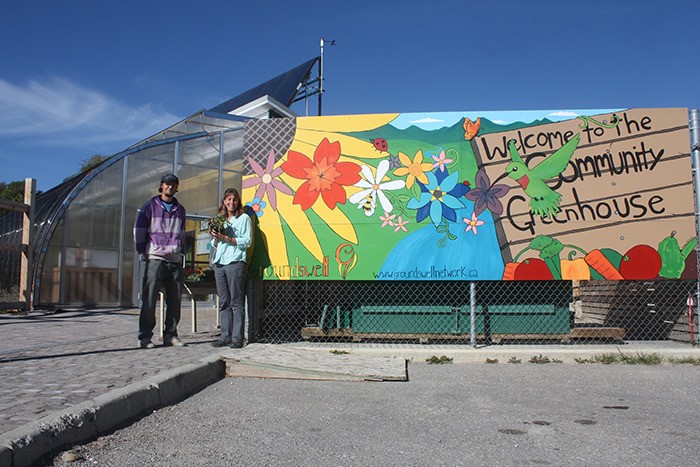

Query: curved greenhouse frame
[32,111,248,307]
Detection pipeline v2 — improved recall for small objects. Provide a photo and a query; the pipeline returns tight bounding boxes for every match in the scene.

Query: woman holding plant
[210,188,252,348]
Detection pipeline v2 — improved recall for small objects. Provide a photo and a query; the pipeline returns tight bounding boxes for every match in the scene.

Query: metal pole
[470,282,476,348]
[689,109,700,346]
[318,38,324,116]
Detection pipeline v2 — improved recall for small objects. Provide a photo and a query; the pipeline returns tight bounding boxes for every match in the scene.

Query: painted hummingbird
[504,133,581,218]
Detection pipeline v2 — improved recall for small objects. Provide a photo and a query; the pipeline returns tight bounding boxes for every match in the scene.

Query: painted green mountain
[347,117,553,146]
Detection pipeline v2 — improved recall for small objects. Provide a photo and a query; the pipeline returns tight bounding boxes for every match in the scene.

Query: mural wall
[241,108,697,281]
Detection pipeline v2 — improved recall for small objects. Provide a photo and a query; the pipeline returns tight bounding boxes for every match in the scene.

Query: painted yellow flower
[394,150,432,188]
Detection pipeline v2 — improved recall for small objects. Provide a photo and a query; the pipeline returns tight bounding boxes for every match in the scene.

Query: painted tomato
[513,258,554,280]
[619,244,662,280]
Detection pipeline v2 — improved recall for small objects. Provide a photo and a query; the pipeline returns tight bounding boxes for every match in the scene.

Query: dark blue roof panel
[208,57,319,114]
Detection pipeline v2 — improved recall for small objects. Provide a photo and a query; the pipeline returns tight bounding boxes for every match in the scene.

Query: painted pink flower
[242,149,293,211]
[393,216,409,232]
[431,150,453,172]
[463,212,485,235]
[380,210,396,227]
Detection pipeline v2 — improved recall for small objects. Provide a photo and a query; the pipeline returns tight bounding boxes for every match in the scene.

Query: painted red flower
[281,138,361,210]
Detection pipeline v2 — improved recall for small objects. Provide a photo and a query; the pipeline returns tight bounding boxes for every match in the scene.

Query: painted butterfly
[463,117,481,140]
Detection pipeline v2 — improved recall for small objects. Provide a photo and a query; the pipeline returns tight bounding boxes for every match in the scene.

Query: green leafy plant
[508,356,521,364]
[485,358,498,364]
[330,349,349,355]
[209,215,227,234]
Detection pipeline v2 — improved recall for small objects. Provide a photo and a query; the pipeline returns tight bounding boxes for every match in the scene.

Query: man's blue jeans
[139,259,182,341]
[214,261,246,344]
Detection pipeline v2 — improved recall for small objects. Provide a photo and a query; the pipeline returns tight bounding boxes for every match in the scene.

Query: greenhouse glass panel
[61,160,124,305]
[221,130,245,201]
[177,134,221,216]
[125,143,176,215]
[38,217,63,305]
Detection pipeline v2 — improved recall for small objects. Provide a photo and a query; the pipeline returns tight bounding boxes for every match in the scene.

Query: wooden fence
[0,178,36,311]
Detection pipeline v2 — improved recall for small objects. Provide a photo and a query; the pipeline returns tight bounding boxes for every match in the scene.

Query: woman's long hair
[217,188,243,218]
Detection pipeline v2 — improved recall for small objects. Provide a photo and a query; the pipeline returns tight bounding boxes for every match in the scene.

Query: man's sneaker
[230,340,244,349]
[139,339,155,349]
[164,336,186,347]
[211,340,229,348]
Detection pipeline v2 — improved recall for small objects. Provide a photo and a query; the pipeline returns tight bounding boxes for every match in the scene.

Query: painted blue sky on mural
[1,0,699,191]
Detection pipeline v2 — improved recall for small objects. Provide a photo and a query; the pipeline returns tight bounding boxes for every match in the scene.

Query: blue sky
[1,0,698,191]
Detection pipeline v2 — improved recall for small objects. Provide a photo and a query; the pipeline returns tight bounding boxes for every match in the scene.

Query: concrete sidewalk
[1,307,699,466]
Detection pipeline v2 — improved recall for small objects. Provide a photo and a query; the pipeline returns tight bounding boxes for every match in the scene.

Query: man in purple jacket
[134,173,187,349]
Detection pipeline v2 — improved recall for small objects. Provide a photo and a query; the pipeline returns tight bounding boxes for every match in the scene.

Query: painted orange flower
[281,137,361,210]
[394,150,432,188]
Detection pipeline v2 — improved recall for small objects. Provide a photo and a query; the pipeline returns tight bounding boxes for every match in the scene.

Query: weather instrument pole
[319,38,324,116]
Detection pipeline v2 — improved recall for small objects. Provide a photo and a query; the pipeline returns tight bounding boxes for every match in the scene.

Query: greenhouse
[0,57,320,309]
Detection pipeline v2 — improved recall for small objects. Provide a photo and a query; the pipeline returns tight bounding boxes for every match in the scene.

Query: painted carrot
[502,262,519,280]
[584,249,624,280]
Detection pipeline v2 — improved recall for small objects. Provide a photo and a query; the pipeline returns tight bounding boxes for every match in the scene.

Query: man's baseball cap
[160,174,179,184]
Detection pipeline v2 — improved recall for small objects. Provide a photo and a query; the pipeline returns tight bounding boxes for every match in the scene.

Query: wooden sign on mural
[472,108,696,279]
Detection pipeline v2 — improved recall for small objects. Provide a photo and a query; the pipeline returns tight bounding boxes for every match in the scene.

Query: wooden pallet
[301,326,624,343]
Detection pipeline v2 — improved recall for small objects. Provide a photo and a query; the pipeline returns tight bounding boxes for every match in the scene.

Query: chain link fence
[0,210,22,308]
[250,278,699,346]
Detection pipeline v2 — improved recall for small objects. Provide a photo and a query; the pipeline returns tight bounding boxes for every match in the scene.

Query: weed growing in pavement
[576,352,666,365]
[594,353,619,364]
[426,355,453,364]
[329,350,349,355]
[667,356,700,365]
[508,356,522,364]
[529,354,551,364]
[485,358,498,364]
[551,358,563,363]
[618,352,662,365]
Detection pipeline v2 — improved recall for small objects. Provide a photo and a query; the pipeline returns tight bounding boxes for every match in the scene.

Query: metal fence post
[470,282,476,348]
[689,109,700,346]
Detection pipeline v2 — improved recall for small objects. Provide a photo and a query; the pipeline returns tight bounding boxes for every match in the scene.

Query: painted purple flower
[242,148,293,211]
[465,168,510,217]
[387,153,400,170]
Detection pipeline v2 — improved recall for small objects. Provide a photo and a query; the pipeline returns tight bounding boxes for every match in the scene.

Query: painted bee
[359,193,376,216]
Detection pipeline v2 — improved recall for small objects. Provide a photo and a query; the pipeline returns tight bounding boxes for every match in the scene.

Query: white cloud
[547,111,579,118]
[408,117,445,124]
[492,119,508,124]
[0,76,178,147]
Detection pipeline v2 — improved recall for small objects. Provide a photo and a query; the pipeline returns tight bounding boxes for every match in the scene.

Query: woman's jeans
[214,261,246,343]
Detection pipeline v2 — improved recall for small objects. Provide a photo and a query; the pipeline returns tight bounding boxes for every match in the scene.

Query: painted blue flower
[406,168,470,227]
[246,197,266,217]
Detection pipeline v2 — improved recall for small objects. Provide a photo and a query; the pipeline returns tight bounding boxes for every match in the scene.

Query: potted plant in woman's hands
[209,215,227,235]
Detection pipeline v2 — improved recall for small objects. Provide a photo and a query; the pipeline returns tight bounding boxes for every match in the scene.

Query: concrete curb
[0,355,224,467]
[286,343,700,364]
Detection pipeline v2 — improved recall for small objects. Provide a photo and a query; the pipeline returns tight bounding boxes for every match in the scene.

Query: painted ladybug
[371,137,388,152]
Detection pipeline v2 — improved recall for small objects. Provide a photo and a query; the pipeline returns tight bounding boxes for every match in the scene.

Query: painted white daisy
[349,159,406,215]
